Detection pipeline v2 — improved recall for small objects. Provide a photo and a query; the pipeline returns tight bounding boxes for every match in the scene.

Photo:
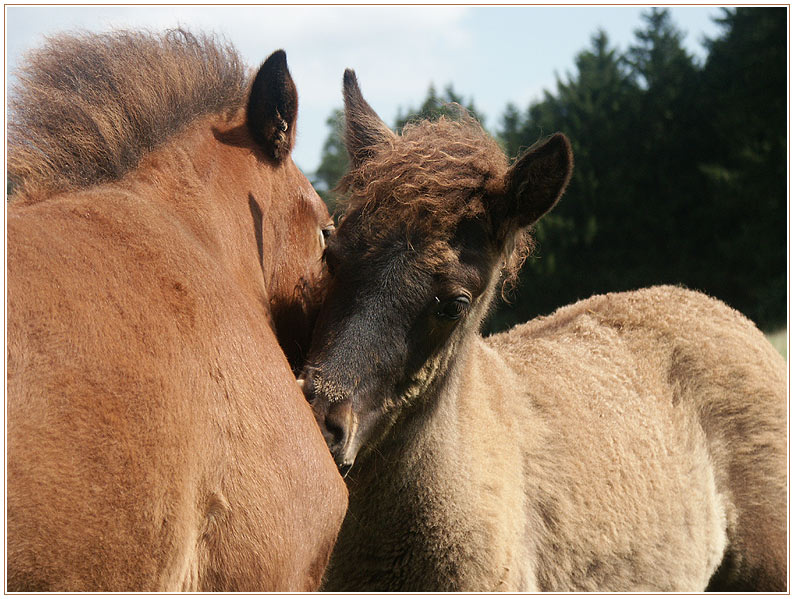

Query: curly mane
[7,29,247,202]
[339,111,507,228]
[338,110,534,289]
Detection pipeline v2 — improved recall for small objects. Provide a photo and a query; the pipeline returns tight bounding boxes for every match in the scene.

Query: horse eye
[321,224,335,241]
[436,296,470,321]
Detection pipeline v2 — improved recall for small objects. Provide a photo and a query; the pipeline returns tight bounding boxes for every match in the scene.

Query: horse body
[490,286,786,591]
[301,71,786,592]
[7,32,347,591]
[323,287,784,591]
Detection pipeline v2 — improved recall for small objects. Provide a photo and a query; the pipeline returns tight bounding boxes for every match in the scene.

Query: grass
[765,328,787,360]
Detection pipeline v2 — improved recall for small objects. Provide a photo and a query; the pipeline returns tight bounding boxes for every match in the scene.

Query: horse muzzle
[298,374,359,476]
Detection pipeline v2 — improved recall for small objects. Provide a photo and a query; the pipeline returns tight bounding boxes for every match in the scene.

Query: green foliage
[394,83,484,130]
[697,7,787,329]
[489,7,786,333]
[766,328,787,360]
[625,8,697,88]
[315,8,787,331]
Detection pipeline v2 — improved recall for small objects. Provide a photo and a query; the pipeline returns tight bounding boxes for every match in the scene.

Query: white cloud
[6,6,473,172]
[5,5,722,173]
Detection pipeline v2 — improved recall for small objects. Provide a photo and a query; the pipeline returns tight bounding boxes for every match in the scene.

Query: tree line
[313,8,787,333]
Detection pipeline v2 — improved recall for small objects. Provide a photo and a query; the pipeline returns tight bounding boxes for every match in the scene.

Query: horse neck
[333,332,496,590]
[128,115,294,312]
[353,323,480,493]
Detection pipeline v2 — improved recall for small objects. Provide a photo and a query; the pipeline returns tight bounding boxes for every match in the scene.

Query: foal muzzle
[297,374,359,476]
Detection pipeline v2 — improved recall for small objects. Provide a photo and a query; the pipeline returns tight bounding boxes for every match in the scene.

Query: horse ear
[343,69,395,167]
[247,49,298,162]
[499,133,573,231]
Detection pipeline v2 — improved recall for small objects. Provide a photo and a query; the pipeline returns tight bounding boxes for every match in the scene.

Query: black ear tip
[546,133,574,170]
[343,69,358,88]
[264,49,288,69]
[247,48,297,161]
[550,132,571,151]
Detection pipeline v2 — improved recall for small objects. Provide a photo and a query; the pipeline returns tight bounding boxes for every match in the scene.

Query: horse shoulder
[434,340,539,590]
[6,191,345,591]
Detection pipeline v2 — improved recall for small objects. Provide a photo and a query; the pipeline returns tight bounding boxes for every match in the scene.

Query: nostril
[300,373,357,464]
[324,411,346,447]
[324,402,352,450]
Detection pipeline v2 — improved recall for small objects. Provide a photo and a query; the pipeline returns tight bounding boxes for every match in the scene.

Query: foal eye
[435,296,470,321]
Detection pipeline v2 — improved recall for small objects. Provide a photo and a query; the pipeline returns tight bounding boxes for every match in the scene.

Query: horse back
[486,285,786,591]
[6,189,346,591]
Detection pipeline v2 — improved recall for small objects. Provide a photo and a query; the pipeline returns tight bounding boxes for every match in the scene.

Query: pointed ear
[247,49,298,162]
[343,69,395,167]
[499,133,573,231]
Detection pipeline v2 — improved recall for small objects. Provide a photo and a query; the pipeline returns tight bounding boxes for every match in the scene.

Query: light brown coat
[7,31,347,591]
[303,71,787,592]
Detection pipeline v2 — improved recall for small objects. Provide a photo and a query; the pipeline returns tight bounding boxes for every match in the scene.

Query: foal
[299,70,787,591]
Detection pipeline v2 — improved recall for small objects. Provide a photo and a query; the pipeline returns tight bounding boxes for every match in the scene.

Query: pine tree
[498,102,523,159]
[697,7,787,328]
[314,9,787,331]
[487,30,638,332]
[394,83,483,130]
[312,109,348,216]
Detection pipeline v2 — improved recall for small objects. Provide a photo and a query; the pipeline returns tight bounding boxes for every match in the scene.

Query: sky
[5,5,725,176]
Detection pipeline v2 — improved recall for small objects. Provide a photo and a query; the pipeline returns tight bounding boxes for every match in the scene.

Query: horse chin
[337,459,355,479]
[331,444,358,478]
[334,412,362,477]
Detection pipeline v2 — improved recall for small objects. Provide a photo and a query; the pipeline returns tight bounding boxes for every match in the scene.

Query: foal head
[300,71,572,474]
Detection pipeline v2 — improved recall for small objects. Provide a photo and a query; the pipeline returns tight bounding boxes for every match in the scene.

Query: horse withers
[7,30,347,591]
[299,70,787,591]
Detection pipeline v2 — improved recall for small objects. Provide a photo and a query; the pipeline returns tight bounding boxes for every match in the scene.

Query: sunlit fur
[305,71,787,592]
[8,30,246,202]
[7,31,346,591]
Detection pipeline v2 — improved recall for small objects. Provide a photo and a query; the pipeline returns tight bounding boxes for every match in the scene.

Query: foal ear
[343,69,395,167]
[247,49,298,162]
[500,133,573,230]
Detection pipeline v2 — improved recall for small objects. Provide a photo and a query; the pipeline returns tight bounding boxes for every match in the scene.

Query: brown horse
[7,30,347,591]
[299,70,787,592]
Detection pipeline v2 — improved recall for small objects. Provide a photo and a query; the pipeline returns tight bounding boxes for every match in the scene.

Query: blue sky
[5,5,724,175]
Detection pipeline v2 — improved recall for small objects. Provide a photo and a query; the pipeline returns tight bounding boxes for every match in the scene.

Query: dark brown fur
[7,31,347,591]
[338,71,535,288]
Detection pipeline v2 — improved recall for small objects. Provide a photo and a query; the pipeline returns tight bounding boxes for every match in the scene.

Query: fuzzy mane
[338,110,534,289]
[7,29,247,202]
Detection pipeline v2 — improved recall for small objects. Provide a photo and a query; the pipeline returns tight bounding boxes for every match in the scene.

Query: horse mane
[7,28,247,202]
[337,109,534,289]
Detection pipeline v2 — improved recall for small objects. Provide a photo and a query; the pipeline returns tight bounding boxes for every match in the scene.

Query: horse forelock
[7,28,248,202]
[339,113,508,233]
[337,112,533,292]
